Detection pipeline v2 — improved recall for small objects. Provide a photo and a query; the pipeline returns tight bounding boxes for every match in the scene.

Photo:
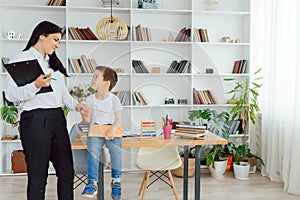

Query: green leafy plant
[188,109,230,169]
[228,142,264,166]
[1,105,19,126]
[62,105,69,117]
[224,68,262,136]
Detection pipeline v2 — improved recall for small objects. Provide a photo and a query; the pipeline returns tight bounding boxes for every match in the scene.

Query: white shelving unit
[0,0,251,174]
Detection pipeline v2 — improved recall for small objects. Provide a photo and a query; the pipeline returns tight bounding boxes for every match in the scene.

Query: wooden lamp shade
[96,17,128,40]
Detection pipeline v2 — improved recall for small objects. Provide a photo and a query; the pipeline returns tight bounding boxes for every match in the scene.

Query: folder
[88,124,122,138]
[4,59,53,94]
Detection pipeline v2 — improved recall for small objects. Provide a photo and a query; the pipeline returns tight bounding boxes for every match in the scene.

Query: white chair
[136,146,182,200]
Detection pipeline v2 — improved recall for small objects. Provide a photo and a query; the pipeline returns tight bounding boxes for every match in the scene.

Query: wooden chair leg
[141,171,150,200]
[167,170,179,200]
[138,172,148,196]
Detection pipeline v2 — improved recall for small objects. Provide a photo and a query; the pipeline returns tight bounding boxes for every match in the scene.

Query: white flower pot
[208,159,227,178]
[233,162,250,180]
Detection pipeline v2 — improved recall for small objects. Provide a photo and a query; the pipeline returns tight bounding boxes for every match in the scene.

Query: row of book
[175,27,191,42]
[132,60,150,73]
[45,0,65,6]
[193,88,218,104]
[132,24,152,41]
[194,28,209,42]
[132,91,148,105]
[68,55,97,73]
[166,60,190,73]
[174,124,207,139]
[113,90,131,106]
[228,119,243,135]
[232,59,248,74]
[68,27,98,40]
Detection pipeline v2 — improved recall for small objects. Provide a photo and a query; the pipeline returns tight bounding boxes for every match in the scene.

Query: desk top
[71,131,228,150]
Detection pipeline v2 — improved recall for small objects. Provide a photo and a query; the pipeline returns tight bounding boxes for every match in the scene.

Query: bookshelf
[0,0,251,174]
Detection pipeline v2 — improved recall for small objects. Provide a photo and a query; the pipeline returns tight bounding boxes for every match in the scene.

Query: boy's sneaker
[81,184,97,198]
[111,181,121,200]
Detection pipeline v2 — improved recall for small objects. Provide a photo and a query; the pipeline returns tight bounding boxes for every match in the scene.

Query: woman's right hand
[34,73,52,89]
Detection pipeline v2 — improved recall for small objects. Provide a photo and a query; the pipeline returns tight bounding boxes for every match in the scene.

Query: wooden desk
[72,131,227,200]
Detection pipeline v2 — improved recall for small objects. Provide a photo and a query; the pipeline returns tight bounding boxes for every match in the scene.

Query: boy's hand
[76,103,91,123]
[105,129,115,140]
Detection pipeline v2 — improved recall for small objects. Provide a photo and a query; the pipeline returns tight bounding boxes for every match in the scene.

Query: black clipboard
[4,59,53,94]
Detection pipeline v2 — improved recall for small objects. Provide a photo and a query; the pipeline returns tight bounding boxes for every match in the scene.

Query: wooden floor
[0,169,299,200]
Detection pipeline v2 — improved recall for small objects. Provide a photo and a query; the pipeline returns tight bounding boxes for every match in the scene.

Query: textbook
[88,124,122,138]
[4,59,53,94]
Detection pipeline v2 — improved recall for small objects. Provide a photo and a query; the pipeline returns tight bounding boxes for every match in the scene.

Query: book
[175,130,208,140]
[88,124,122,138]
[4,59,53,94]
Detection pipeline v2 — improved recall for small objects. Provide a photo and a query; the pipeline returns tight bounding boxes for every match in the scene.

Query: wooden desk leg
[98,159,104,200]
[183,146,189,200]
[195,145,201,200]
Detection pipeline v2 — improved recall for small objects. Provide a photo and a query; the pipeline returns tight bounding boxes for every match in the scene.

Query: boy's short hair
[95,66,118,91]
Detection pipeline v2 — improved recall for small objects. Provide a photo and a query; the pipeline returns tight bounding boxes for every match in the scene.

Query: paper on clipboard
[4,59,53,94]
[88,124,123,138]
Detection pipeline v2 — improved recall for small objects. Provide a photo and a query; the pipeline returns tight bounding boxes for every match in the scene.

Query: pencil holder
[163,125,172,139]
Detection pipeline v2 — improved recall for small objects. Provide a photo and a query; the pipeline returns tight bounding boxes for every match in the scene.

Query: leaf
[1,105,18,125]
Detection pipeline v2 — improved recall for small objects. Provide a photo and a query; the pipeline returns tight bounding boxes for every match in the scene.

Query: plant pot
[242,157,257,174]
[172,157,195,178]
[207,159,227,178]
[233,162,250,180]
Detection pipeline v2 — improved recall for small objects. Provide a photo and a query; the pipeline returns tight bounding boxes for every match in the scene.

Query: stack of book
[132,91,148,105]
[232,59,247,74]
[132,60,150,73]
[113,90,131,106]
[193,88,218,104]
[68,55,97,73]
[132,24,152,41]
[46,0,65,6]
[68,27,98,40]
[78,124,90,133]
[175,124,207,139]
[194,28,209,42]
[228,119,242,135]
[166,60,190,73]
[175,27,191,42]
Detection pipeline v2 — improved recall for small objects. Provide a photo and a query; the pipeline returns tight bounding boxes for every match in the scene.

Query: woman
[5,21,77,200]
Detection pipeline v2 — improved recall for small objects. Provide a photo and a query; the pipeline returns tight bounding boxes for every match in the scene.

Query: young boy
[78,66,122,200]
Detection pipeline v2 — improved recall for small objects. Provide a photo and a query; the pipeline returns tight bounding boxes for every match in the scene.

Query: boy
[78,66,122,200]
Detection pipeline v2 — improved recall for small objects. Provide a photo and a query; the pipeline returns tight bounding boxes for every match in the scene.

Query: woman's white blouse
[5,47,76,112]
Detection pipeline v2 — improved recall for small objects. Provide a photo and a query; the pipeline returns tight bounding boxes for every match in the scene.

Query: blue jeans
[87,137,122,184]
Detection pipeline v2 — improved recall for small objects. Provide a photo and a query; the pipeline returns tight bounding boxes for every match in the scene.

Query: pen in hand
[41,74,57,80]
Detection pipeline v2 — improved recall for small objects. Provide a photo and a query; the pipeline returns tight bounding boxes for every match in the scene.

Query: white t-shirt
[86,93,122,125]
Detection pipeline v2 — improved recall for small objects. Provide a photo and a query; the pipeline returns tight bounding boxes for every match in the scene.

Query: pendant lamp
[96,0,128,40]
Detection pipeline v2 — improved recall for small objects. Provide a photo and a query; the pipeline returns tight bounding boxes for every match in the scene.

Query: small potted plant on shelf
[224,68,263,142]
[229,142,265,180]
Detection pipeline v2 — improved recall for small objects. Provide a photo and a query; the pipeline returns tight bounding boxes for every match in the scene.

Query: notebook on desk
[88,124,122,138]
[4,59,53,94]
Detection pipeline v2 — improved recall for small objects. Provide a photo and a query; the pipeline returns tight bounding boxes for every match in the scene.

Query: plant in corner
[224,68,262,142]
[228,142,265,180]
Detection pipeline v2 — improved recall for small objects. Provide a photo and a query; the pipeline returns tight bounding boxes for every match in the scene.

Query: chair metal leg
[141,171,150,200]
[138,172,148,196]
[167,170,179,200]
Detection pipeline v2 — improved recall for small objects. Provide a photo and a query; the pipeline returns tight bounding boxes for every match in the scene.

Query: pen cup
[163,125,172,139]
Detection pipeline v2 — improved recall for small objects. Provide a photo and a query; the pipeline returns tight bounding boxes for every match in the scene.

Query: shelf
[229,134,249,138]
[132,73,192,76]
[193,10,250,16]
[68,6,130,13]
[132,8,192,15]
[1,139,21,143]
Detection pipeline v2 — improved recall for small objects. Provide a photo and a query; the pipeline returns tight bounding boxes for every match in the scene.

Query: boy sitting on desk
[78,66,123,200]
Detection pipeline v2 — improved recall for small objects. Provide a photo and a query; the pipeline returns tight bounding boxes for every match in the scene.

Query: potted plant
[224,68,262,142]
[172,147,196,178]
[189,109,231,178]
[1,105,19,127]
[229,142,265,180]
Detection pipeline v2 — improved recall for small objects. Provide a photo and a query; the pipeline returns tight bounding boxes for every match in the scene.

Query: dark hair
[95,66,118,91]
[24,21,68,77]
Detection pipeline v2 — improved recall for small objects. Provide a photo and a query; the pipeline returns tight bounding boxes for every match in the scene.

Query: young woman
[5,21,77,200]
